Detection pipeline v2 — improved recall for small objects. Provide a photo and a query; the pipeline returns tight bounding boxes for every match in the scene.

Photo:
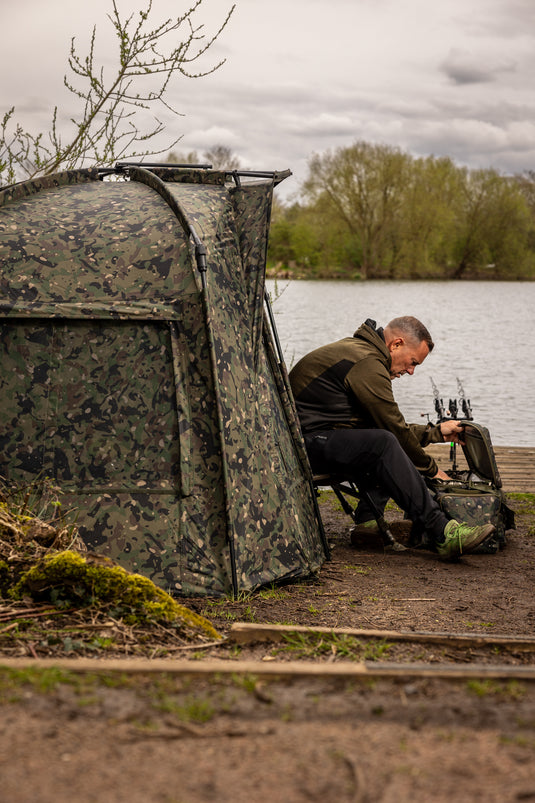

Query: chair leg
[331,486,358,520]
[358,488,407,552]
[330,482,407,553]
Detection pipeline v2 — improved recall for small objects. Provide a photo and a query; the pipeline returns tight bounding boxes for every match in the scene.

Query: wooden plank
[315,445,535,492]
[229,622,535,652]
[2,656,535,681]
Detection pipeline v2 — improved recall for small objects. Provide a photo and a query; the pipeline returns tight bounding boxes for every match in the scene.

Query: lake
[266,280,535,447]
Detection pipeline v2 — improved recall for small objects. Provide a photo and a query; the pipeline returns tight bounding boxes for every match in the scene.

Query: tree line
[268,141,535,281]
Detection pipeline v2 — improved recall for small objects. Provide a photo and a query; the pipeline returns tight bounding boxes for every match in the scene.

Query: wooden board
[228,622,535,651]
[426,444,535,493]
[2,655,535,682]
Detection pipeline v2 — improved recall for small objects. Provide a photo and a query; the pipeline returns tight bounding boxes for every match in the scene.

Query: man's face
[388,337,429,380]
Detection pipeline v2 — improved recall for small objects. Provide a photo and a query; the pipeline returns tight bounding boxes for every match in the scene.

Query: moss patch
[0,480,221,651]
[13,550,220,640]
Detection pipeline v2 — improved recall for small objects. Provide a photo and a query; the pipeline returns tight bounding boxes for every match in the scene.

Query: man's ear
[387,336,404,352]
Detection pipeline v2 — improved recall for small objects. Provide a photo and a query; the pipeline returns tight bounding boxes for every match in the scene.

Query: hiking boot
[436,520,496,560]
[349,519,380,546]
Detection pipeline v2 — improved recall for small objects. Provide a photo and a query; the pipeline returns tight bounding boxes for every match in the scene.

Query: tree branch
[0,0,235,184]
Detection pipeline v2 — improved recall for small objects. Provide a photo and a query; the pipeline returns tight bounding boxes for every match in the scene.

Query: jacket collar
[353,319,391,368]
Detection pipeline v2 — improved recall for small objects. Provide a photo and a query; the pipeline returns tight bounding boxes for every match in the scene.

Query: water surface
[267,280,535,447]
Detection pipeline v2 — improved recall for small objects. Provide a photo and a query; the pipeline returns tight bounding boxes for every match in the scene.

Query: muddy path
[2,493,535,802]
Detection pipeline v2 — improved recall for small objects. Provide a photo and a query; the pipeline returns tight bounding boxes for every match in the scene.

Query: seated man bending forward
[289,316,494,559]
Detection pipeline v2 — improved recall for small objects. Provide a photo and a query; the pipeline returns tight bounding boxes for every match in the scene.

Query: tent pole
[263,292,330,559]
[190,228,240,596]
[264,289,285,365]
[198,274,240,597]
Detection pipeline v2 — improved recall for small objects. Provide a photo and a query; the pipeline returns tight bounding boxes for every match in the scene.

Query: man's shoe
[437,520,496,559]
[350,519,380,545]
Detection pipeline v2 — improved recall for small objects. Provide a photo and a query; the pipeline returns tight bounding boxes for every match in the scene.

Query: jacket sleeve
[410,422,444,447]
[345,357,439,476]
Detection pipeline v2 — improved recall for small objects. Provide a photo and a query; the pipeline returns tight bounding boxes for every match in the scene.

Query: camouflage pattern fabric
[428,424,515,553]
[435,486,502,529]
[433,484,514,551]
[0,168,100,209]
[0,166,327,597]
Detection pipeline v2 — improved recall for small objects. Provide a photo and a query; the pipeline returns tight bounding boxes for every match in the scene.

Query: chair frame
[312,473,407,552]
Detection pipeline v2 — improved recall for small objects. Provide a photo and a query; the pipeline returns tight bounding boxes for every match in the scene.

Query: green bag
[428,423,515,553]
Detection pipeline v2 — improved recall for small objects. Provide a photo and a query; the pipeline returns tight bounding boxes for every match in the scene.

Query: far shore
[266,266,534,282]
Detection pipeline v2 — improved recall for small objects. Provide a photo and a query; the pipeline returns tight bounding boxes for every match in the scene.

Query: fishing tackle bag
[426,422,515,554]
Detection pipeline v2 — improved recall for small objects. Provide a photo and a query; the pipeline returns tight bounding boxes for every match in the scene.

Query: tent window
[0,320,179,490]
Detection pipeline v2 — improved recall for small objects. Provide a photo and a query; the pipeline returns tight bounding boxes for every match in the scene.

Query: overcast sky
[3,0,535,199]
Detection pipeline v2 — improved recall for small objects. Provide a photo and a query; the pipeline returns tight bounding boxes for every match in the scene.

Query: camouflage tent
[0,164,328,597]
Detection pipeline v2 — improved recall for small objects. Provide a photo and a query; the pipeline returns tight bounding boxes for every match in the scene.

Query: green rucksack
[427,422,515,553]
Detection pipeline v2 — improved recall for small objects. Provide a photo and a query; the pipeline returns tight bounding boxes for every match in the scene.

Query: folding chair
[312,473,407,552]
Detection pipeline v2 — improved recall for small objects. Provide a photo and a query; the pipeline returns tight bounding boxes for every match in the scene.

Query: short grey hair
[386,316,434,352]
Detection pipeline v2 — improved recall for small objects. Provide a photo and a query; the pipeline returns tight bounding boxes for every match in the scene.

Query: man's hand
[440,420,465,443]
[432,468,451,481]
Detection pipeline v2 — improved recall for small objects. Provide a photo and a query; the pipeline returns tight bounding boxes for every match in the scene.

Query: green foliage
[274,631,392,661]
[257,585,290,601]
[231,673,259,693]
[268,140,535,281]
[302,141,412,279]
[343,564,371,576]
[466,679,526,699]
[154,692,215,723]
[507,493,535,514]
[0,667,73,698]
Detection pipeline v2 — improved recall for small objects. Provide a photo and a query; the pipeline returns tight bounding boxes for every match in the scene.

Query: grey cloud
[440,49,516,85]
[475,0,535,38]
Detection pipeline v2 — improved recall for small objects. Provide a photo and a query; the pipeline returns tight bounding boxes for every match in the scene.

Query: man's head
[383,316,434,380]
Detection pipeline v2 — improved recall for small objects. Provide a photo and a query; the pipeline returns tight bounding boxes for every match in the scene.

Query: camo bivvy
[0,164,329,597]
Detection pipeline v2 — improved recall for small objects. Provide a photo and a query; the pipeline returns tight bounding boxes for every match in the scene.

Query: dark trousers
[304,429,448,544]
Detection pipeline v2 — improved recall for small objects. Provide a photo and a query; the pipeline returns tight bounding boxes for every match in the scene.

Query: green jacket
[289,320,442,476]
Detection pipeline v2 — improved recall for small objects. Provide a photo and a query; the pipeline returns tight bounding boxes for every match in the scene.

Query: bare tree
[203,145,242,170]
[0,0,235,185]
[166,144,243,170]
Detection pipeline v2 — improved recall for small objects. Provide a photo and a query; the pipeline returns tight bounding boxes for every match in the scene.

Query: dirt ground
[2,492,535,802]
[196,495,535,639]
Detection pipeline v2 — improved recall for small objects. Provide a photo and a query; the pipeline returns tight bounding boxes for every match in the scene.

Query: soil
[2,493,535,803]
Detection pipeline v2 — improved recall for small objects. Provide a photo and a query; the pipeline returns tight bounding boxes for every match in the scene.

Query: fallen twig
[0,607,66,623]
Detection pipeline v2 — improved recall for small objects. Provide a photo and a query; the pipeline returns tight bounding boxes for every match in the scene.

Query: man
[289,316,495,559]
